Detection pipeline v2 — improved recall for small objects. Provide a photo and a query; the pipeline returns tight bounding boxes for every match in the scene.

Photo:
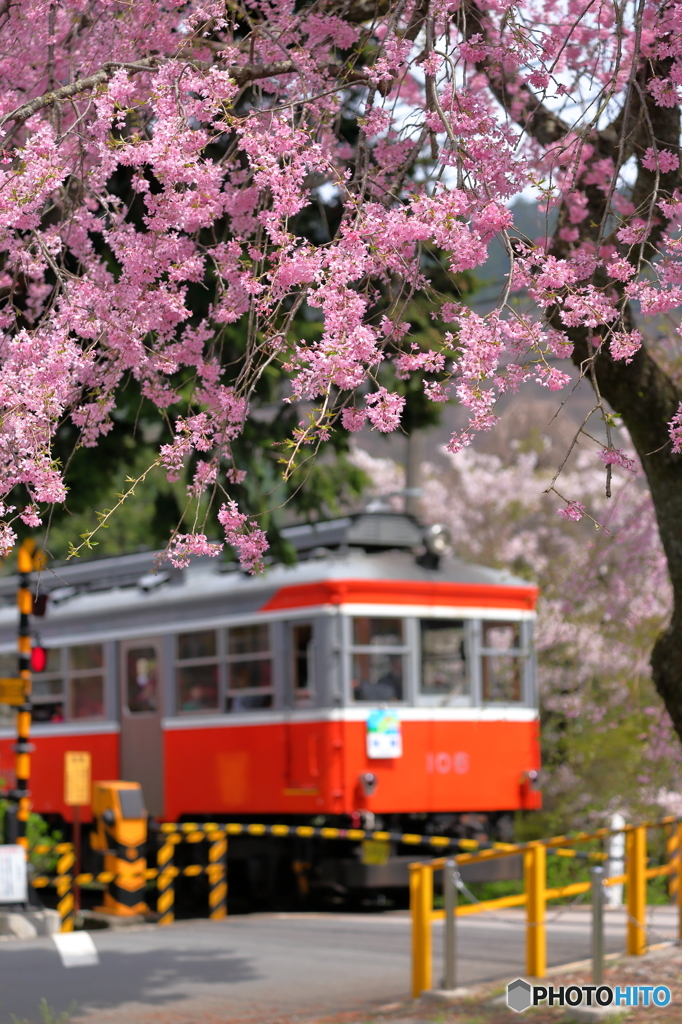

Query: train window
[482,622,520,650]
[228,624,269,655]
[226,624,273,711]
[33,702,65,723]
[176,630,219,713]
[351,618,406,702]
[420,620,467,697]
[69,644,105,719]
[353,618,403,646]
[32,647,65,722]
[126,646,158,714]
[69,645,103,670]
[481,622,523,702]
[178,631,216,661]
[292,624,314,705]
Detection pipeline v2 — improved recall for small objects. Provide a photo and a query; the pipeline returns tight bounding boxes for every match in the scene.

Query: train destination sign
[0,677,24,705]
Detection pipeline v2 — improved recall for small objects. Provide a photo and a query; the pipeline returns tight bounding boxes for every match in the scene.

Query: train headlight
[423,523,450,557]
[522,769,542,791]
[421,524,448,557]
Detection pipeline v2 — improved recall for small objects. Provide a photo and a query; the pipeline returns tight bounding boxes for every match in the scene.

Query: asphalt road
[0,906,677,1024]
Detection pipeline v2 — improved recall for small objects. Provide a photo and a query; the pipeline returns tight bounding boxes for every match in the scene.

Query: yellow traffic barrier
[156,819,608,860]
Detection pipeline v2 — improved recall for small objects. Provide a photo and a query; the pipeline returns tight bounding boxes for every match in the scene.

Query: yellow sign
[0,677,25,705]
[64,751,92,807]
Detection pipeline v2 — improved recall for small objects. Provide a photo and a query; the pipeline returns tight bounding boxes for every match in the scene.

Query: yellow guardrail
[410,818,682,996]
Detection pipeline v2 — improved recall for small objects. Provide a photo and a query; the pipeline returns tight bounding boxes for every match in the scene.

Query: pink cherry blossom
[217,501,268,574]
[341,408,367,432]
[642,147,680,173]
[0,0,678,596]
[599,448,637,473]
[168,533,222,569]
[364,388,405,433]
[557,501,587,521]
[609,330,643,364]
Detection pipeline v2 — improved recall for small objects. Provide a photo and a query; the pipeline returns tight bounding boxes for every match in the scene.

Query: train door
[120,637,164,816]
[292,623,315,707]
[286,622,320,791]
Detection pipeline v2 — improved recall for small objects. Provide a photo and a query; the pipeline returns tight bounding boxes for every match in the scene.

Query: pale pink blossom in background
[350,439,679,820]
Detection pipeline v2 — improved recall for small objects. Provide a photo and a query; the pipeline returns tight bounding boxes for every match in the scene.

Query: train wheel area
[25,809,520,923]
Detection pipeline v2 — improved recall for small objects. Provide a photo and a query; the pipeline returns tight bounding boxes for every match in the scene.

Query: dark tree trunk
[571,331,682,739]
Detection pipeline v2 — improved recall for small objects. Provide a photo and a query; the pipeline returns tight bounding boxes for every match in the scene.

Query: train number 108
[425,751,470,775]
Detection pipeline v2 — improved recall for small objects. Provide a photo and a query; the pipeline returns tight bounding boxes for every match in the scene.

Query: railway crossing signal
[0,538,46,847]
[12,540,35,849]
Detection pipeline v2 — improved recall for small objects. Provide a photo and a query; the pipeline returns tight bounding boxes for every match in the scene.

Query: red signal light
[31,646,46,672]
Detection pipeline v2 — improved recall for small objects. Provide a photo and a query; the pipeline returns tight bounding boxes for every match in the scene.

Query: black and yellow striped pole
[157,835,178,925]
[55,842,75,932]
[13,540,34,850]
[208,833,228,920]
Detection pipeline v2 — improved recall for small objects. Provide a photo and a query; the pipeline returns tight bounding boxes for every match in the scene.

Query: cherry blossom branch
[66,460,162,561]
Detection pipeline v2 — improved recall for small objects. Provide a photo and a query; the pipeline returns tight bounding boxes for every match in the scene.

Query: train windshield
[350,618,407,702]
[420,620,467,698]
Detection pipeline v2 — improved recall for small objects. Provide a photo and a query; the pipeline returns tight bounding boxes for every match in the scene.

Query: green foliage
[0,801,62,873]
[11,999,75,1024]
[534,675,674,837]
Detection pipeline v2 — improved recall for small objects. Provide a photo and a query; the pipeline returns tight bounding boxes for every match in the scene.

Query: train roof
[0,513,538,643]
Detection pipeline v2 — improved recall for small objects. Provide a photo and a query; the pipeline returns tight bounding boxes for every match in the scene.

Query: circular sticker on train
[366,709,403,759]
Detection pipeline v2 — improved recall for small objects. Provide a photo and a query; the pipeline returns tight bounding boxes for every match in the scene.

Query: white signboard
[366,709,403,759]
[0,845,27,903]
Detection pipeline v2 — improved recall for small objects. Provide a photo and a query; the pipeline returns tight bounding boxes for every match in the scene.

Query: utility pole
[11,540,34,850]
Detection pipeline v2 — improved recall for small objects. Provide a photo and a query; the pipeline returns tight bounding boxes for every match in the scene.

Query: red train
[0,512,540,901]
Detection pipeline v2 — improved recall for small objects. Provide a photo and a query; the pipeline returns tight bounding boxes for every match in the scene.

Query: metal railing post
[410,862,432,997]
[626,825,646,955]
[525,843,546,978]
[591,865,604,985]
[443,858,457,990]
